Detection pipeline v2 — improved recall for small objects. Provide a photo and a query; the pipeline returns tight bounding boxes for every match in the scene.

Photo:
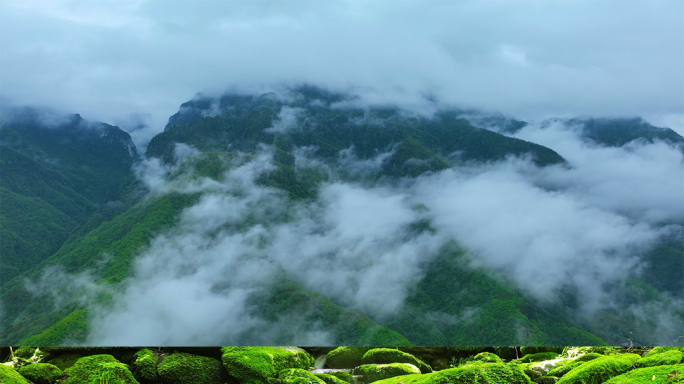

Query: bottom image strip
[1,346,683,384]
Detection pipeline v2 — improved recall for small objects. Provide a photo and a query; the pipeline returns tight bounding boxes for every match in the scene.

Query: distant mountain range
[1,86,682,346]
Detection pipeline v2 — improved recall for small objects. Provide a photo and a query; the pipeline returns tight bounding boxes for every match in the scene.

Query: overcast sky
[1,0,683,141]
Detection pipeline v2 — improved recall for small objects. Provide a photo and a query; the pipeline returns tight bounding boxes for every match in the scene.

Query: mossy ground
[362,349,432,373]
[372,362,531,384]
[556,353,641,384]
[18,363,62,384]
[327,370,353,383]
[315,372,349,384]
[279,368,326,384]
[0,364,31,384]
[221,347,313,384]
[354,363,421,382]
[604,363,684,384]
[63,354,138,384]
[635,350,683,368]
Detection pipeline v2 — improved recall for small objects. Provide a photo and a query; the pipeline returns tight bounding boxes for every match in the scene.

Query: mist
[54,114,679,345]
[1,1,682,146]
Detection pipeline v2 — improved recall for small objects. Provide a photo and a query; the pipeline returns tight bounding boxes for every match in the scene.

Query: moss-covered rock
[63,354,138,384]
[132,349,159,384]
[635,350,683,368]
[546,353,602,378]
[520,353,560,363]
[524,368,542,381]
[0,365,31,384]
[536,377,559,384]
[645,347,680,358]
[222,347,314,384]
[354,363,421,382]
[326,348,371,369]
[18,363,62,384]
[327,370,353,383]
[279,368,326,384]
[604,363,684,384]
[362,349,432,373]
[45,354,82,371]
[556,353,641,384]
[372,362,531,384]
[157,353,228,384]
[473,352,503,364]
[315,372,349,384]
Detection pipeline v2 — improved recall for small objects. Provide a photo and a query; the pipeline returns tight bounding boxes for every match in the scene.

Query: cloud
[81,117,684,345]
[1,1,682,142]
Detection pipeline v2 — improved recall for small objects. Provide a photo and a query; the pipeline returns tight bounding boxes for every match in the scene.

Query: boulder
[371,362,531,384]
[634,350,683,368]
[604,363,684,384]
[222,347,313,384]
[472,352,503,364]
[17,363,62,384]
[132,349,160,384]
[362,349,432,373]
[354,363,421,382]
[63,354,138,384]
[0,365,30,384]
[279,368,326,384]
[556,353,641,384]
[326,347,371,369]
[157,352,229,384]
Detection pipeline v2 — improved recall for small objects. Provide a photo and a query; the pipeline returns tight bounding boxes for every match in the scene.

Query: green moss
[473,352,503,364]
[63,354,138,384]
[132,349,159,384]
[327,371,353,383]
[635,350,683,368]
[373,362,531,384]
[18,363,62,384]
[556,353,641,384]
[157,353,227,384]
[604,363,684,384]
[279,368,326,384]
[546,354,602,378]
[354,363,421,382]
[362,349,432,373]
[14,348,38,359]
[519,352,560,363]
[0,364,31,384]
[221,347,314,384]
[45,354,82,371]
[326,348,371,369]
[536,377,559,384]
[524,368,542,381]
[315,373,349,384]
[645,347,684,358]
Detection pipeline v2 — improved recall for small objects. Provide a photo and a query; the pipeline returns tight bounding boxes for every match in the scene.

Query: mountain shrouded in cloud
[2,86,682,347]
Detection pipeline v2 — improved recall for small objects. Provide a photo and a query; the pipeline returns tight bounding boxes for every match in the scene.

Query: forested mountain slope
[1,87,681,347]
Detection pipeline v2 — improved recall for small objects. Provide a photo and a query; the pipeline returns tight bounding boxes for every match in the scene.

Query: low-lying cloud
[22,116,682,345]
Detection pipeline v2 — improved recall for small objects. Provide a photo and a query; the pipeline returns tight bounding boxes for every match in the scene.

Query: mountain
[500,116,684,148]
[1,87,682,347]
[0,108,139,284]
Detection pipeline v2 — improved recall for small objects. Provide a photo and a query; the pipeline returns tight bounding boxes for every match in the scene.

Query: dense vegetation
[1,86,682,347]
[4,346,683,384]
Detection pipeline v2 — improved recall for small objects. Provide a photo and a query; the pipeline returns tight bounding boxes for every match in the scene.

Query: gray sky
[1,0,683,142]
